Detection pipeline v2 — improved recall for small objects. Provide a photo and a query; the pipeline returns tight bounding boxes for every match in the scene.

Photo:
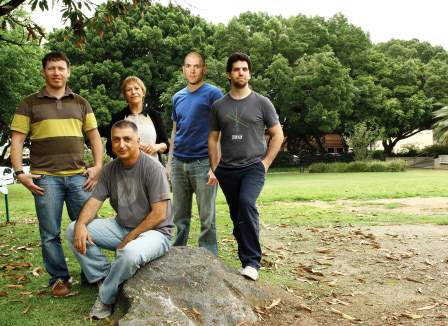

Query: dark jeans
[214,161,265,269]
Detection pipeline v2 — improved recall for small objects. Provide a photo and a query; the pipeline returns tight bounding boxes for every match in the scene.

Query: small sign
[0,184,8,195]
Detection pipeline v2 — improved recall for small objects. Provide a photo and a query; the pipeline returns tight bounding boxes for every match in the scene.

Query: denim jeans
[66,218,171,304]
[171,157,217,255]
[33,174,91,285]
[214,162,265,269]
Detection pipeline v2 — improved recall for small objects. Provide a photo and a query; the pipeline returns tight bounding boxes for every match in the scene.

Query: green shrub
[308,162,330,173]
[368,162,387,172]
[331,162,348,173]
[345,161,369,172]
[308,160,407,173]
[421,144,448,156]
[386,160,407,172]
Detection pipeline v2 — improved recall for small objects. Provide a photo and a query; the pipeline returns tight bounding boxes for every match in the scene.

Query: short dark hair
[184,51,206,66]
[42,51,71,69]
[111,120,138,133]
[226,52,252,73]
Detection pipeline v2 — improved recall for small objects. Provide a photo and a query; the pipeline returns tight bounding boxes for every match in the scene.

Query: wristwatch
[13,170,24,178]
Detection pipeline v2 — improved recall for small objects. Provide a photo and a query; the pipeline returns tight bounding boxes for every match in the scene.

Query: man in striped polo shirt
[10,51,104,297]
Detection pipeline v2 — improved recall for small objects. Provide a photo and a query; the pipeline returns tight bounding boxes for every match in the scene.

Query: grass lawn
[1,169,448,325]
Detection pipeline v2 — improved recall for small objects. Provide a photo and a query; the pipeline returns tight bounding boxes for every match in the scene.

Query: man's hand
[117,234,135,250]
[17,173,45,196]
[207,169,218,186]
[261,159,270,173]
[140,143,160,155]
[74,223,93,255]
[83,166,101,191]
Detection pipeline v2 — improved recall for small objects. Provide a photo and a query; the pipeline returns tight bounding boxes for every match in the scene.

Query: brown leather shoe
[51,279,70,297]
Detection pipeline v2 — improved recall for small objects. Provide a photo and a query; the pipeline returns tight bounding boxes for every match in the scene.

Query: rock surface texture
[115,247,301,325]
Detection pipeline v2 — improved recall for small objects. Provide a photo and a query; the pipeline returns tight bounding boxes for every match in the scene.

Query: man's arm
[208,130,221,172]
[73,197,103,255]
[84,128,104,191]
[117,200,168,249]
[10,131,44,195]
[261,123,284,172]
[165,122,176,181]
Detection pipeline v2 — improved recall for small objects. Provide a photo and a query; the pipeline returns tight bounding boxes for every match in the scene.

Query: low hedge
[308,160,407,173]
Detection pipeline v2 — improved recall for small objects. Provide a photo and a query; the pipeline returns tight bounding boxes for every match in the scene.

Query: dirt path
[258,198,448,325]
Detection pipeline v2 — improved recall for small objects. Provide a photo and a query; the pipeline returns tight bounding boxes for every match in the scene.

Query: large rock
[115,247,296,325]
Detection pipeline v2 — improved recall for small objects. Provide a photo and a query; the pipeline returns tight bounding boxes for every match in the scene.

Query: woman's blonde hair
[121,76,146,99]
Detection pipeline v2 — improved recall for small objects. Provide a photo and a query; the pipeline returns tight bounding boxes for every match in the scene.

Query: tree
[433,106,448,144]
[46,2,219,129]
[0,0,154,45]
[0,20,43,162]
[348,121,382,161]
[267,51,356,153]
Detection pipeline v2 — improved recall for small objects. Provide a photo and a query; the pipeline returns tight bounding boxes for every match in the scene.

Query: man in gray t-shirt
[66,120,173,320]
[209,52,284,281]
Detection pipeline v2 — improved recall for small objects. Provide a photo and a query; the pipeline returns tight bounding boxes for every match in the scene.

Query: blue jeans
[66,219,171,304]
[214,162,265,269]
[33,174,91,285]
[171,157,217,255]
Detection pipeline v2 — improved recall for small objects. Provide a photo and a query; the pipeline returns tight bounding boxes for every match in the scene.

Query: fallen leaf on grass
[331,271,346,276]
[328,299,350,306]
[21,304,31,314]
[191,308,201,318]
[405,277,425,284]
[296,303,312,313]
[330,308,357,320]
[0,291,8,297]
[315,248,332,254]
[2,262,32,271]
[424,259,434,266]
[6,284,24,289]
[416,303,439,311]
[64,291,79,298]
[266,298,281,310]
[32,267,43,277]
[296,265,324,277]
[401,312,423,319]
[234,321,250,326]
[16,246,33,251]
[19,291,33,296]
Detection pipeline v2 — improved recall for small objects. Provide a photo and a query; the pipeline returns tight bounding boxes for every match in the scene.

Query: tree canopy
[1,2,448,161]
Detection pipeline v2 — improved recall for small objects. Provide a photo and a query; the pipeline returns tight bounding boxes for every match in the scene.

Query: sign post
[0,183,9,223]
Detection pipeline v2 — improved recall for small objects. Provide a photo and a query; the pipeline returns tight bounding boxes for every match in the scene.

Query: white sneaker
[89,296,112,319]
[241,266,259,281]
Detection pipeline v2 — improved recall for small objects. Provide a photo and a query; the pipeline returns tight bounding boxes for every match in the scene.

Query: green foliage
[0,16,44,160]
[348,121,382,161]
[421,143,448,156]
[433,106,448,144]
[396,144,421,156]
[2,4,448,158]
[46,3,218,129]
[308,160,406,173]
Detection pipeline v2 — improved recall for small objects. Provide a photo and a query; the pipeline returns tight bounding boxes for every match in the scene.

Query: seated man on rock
[66,120,173,319]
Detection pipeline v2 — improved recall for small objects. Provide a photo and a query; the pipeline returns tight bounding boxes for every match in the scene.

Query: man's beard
[232,80,248,89]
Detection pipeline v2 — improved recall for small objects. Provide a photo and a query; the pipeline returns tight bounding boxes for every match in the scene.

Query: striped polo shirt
[10,87,98,175]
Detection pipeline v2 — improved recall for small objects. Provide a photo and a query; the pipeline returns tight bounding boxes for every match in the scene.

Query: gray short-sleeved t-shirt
[210,91,279,168]
[92,153,174,238]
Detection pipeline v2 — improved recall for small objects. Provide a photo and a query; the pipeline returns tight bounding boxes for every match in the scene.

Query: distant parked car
[0,167,14,185]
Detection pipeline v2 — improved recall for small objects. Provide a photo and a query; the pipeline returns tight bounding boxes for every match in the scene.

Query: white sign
[0,184,7,195]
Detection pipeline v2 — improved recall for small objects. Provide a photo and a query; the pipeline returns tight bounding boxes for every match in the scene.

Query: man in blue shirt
[167,51,223,255]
